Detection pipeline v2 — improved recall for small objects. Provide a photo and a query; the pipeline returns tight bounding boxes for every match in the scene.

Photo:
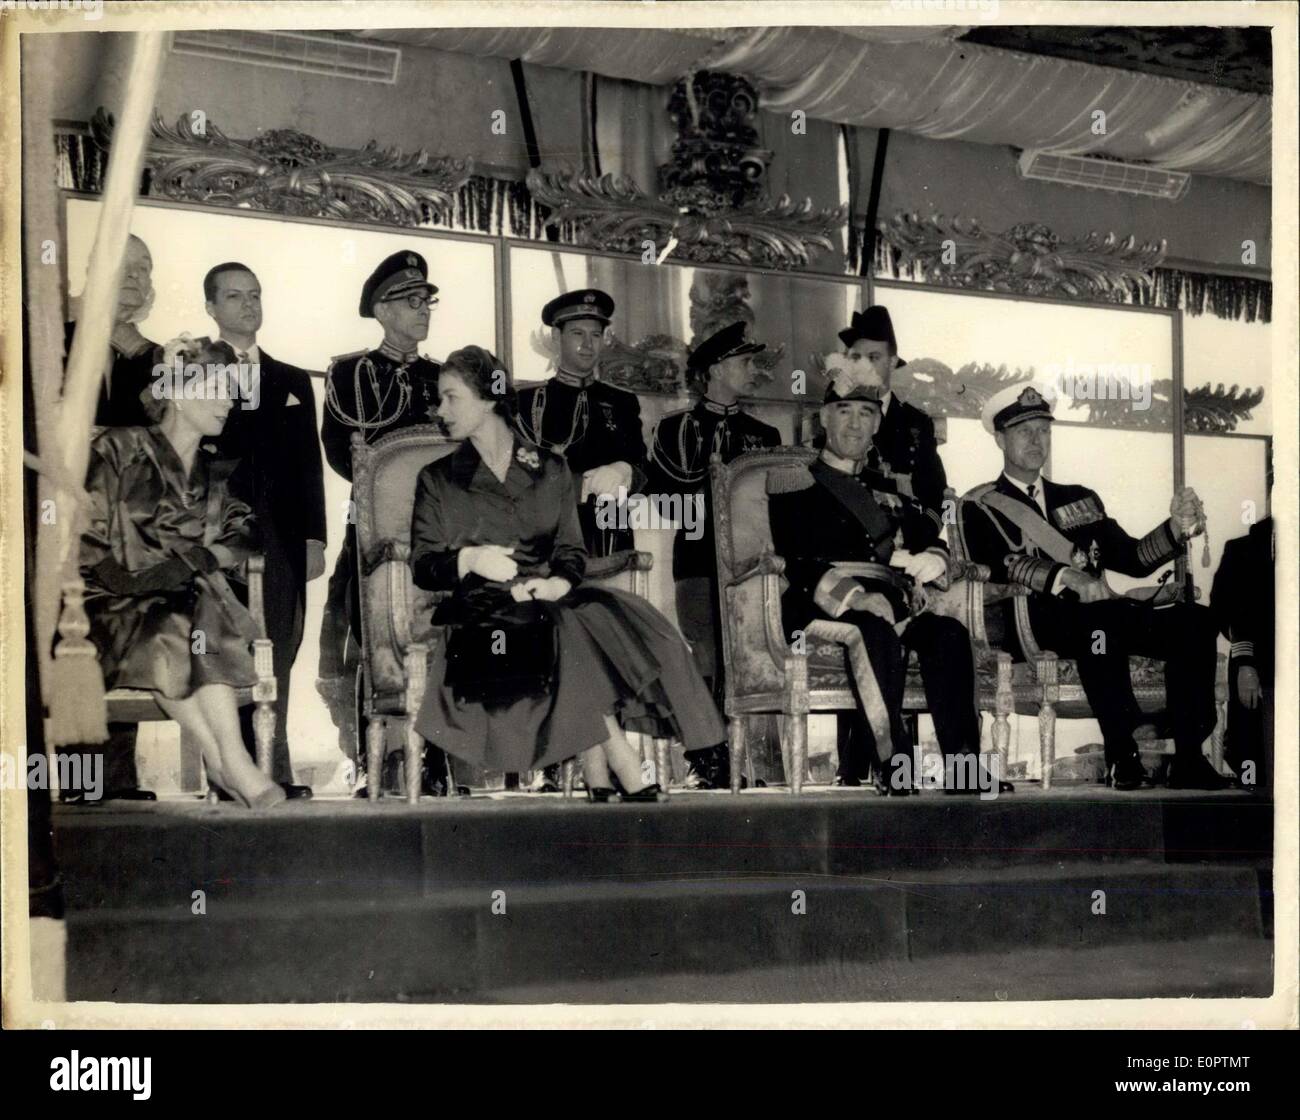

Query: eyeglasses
[385,293,438,311]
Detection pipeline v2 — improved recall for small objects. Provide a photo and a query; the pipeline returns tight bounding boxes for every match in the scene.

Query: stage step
[63,860,1268,1003]
[53,791,1272,910]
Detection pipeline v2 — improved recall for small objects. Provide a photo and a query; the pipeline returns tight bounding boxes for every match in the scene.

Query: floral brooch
[515,445,542,471]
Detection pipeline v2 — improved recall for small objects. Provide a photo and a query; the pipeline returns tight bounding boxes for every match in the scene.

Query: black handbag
[443,615,558,707]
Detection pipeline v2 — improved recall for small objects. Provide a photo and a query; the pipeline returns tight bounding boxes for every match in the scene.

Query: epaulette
[766,464,815,494]
[328,349,368,370]
[960,482,997,504]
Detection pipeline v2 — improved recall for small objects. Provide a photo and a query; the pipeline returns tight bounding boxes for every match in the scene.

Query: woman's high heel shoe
[619,783,665,803]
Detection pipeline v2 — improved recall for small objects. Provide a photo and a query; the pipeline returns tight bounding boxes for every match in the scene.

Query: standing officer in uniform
[207,261,323,799]
[319,250,444,790]
[956,383,1227,791]
[1211,516,1274,790]
[838,305,947,546]
[514,289,648,558]
[768,363,1006,796]
[647,321,781,789]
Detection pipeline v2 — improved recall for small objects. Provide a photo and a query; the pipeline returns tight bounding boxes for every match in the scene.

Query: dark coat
[1211,517,1274,679]
[409,437,724,772]
[647,400,782,580]
[513,376,648,557]
[321,348,442,482]
[64,321,158,429]
[873,395,947,547]
[218,348,327,598]
[957,474,1182,594]
[768,456,948,634]
[79,426,260,698]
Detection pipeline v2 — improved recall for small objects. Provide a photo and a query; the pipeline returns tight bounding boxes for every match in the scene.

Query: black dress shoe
[871,773,913,797]
[280,783,313,800]
[1108,757,1152,791]
[1167,756,1231,790]
[833,775,862,787]
[586,786,618,803]
[62,787,159,805]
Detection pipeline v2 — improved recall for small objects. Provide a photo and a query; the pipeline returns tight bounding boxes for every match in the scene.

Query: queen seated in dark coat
[410,346,727,800]
[80,336,286,809]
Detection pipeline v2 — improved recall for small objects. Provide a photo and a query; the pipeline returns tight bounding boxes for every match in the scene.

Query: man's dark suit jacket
[64,321,158,429]
[218,349,327,605]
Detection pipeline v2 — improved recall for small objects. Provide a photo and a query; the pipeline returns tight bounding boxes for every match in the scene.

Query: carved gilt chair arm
[727,551,786,588]
[587,549,654,579]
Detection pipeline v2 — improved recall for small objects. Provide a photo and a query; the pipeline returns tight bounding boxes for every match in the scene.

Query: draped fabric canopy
[358,26,1271,184]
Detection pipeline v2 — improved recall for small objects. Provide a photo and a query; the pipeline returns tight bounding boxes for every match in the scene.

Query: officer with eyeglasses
[320,250,448,794]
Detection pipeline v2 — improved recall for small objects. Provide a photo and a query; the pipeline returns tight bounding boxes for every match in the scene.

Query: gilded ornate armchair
[709,446,1013,795]
[948,510,1229,787]
[349,424,658,803]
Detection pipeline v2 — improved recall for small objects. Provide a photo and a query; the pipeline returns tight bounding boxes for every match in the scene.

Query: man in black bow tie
[648,321,781,789]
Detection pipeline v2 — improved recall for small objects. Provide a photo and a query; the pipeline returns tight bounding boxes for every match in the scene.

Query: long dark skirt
[414,586,726,773]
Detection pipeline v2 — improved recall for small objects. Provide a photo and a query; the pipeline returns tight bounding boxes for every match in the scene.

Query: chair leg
[1038,701,1056,790]
[366,717,385,803]
[561,758,576,799]
[783,653,810,796]
[727,717,747,795]
[401,719,422,806]
[654,738,671,792]
[1211,653,1229,773]
[251,636,277,777]
[992,652,1013,777]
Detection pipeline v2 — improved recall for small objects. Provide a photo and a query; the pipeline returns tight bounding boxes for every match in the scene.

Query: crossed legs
[158,684,286,808]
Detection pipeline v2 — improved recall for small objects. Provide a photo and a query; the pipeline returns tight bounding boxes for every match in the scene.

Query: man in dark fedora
[319,250,445,793]
[648,321,781,789]
[208,261,323,799]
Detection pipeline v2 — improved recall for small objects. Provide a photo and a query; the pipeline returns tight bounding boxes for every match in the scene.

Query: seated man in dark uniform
[832,305,948,780]
[319,250,444,792]
[767,361,1009,796]
[956,382,1228,791]
[647,321,781,788]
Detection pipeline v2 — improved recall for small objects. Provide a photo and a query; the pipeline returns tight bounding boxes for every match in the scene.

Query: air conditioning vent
[1017,150,1190,201]
[172,30,400,84]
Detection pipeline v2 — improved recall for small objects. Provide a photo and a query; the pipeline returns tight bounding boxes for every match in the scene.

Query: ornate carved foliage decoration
[880,212,1167,301]
[91,108,473,225]
[529,70,845,270]
[528,167,845,271]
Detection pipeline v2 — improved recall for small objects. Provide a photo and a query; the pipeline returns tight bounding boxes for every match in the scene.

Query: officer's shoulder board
[766,464,815,495]
[960,481,998,506]
[327,349,368,372]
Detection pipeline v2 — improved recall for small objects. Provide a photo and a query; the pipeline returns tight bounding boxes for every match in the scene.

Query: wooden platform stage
[51,785,1274,1004]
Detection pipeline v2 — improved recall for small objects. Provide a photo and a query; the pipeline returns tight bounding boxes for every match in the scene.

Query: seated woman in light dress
[409,346,727,801]
[80,336,285,809]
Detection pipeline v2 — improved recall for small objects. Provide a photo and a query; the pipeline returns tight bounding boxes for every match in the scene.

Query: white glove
[580,461,632,502]
[459,544,518,583]
[898,549,947,586]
